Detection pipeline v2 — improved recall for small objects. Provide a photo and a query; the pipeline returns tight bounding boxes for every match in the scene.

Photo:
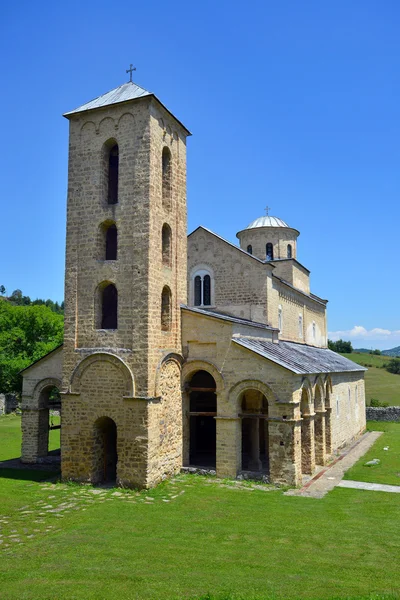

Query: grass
[343,421,400,486]
[0,413,60,462]
[340,352,400,406]
[0,417,399,599]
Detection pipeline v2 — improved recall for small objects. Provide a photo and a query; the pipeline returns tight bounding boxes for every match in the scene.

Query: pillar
[325,407,333,455]
[215,417,241,478]
[314,410,327,465]
[21,407,48,463]
[268,418,302,486]
[301,415,315,475]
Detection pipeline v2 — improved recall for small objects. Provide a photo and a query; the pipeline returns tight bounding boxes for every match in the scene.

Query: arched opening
[161,286,172,331]
[188,370,217,467]
[298,314,303,339]
[314,385,326,465]
[193,270,212,307]
[266,243,274,260]
[37,385,61,460]
[300,387,315,475]
[107,143,119,205]
[278,305,283,332]
[162,147,172,210]
[247,245,253,255]
[287,244,292,258]
[240,390,269,474]
[93,417,118,484]
[97,283,118,330]
[162,223,172,267]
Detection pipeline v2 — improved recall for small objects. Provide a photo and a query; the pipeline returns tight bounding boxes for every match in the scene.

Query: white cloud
[328,325,400,348]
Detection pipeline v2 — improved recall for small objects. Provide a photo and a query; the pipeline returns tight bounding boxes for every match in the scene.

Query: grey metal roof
[273,274,327,306]
[233,338,366,374]
[181,306,277,330]
[64,82,151,116]
[63,82,191,135]
[246,216,289,229]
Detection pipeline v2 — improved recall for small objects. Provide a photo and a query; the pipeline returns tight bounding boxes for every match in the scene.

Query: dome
[245,216,289,229]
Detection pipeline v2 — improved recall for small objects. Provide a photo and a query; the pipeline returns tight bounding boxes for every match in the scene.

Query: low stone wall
[366,406,400,422]
[0,394,18,415]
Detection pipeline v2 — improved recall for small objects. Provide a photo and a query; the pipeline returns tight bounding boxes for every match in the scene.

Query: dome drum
[236,216,299,262]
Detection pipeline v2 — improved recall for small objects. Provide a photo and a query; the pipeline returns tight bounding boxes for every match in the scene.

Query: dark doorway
[93,417,118,483]
[240,391,269,473]
[188,370,217,467]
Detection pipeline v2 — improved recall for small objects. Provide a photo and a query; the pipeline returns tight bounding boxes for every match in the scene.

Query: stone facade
[20,80,366,489]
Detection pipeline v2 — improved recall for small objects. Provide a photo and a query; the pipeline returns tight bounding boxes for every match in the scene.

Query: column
[301,414,315,474]
[215,417,241,478]
[268,418,302,486]
[314,410,326,465]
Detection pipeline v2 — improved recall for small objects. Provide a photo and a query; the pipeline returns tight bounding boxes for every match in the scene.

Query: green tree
[386,359,400,375]
[328,339,353,353]
[0,285,5,296]
[0,298,63,394]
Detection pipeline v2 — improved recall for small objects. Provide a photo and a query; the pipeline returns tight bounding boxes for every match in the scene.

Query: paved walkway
[285,431,383,499]
[338,480,400,493]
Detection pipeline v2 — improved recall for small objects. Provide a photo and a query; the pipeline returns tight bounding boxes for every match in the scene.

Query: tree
[0,300,64,394]
[386,359,400,375]
[328,339,353,353]
[0,285,5,296]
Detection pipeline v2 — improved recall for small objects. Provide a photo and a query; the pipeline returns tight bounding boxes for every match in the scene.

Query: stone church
[20,79,366,488]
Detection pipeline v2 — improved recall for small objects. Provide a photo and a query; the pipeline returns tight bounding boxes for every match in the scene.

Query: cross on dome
[264,205,271,216]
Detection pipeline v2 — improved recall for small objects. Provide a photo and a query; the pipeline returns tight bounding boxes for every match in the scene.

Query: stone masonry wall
[366,406,400,421]
[236,226,299,261]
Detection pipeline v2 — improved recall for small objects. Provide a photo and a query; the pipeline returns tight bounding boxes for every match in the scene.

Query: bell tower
[61,80,190,488]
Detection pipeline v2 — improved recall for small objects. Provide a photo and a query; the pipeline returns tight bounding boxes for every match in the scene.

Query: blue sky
[0,1,399,349]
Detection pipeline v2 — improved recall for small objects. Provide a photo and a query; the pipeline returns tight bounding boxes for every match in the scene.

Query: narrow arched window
[278,305,283,331]
[106,224,117,260]
[193,270,212,307]
[101,284,118,329]
[348,387,351,416]
[247,245,252,255]
[161,286,172,331]
[287,244,292,258]
[298,314,303,338]
[266,243,273,260]
[162,147,172,210]
[108,144,119,204]
[313,321,316,340]
[162,224,172,267]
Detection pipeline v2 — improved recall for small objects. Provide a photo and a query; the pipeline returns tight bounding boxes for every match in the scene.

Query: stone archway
[314,382,326,465]
[187,370,217,468]
[239,389,269,474]
[92,417,118,484]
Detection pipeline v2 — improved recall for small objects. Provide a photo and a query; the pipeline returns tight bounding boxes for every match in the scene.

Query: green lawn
[344,421,400,486]
[0,417,399,600]
[340,353,400,406]
[0,413,60,462]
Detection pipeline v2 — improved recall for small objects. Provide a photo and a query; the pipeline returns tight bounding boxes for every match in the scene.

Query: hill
[382,346,400,357]
[340,352,400,406]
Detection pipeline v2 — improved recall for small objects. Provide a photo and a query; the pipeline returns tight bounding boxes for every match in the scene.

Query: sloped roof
[63,82,191,135]
[233,338,366,374]
[181,306,277,330]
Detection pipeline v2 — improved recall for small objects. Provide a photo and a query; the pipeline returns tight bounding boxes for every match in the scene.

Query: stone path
[337,480,400,493]
[285,431,383,499]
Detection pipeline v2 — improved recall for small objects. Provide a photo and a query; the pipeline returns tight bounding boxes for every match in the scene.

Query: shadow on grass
[0,467,59,482]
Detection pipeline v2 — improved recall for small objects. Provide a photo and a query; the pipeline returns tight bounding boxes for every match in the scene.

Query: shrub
[370,398,389,408]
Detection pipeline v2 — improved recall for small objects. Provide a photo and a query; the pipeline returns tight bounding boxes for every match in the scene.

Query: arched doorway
[188,370,217,467]
[93,417,118,483]
[37,384,61,460]
[240,390,269,473]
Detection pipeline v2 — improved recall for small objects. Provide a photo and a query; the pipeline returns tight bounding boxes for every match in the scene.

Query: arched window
[287,244,292,259]
[100,283,118,329]
[162,224,172,267]
[348,387,351,417]
[312,321,316,340]
[266,243,274,260]
[193,270,212,307]
[161,286,172,331]
[107,144,119,204]
[336,394,340,417]
[105,224,117,260]
[298,314,303,338]
[162,147,172,210]
[247,245,253,255]
[278,305,283,331]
